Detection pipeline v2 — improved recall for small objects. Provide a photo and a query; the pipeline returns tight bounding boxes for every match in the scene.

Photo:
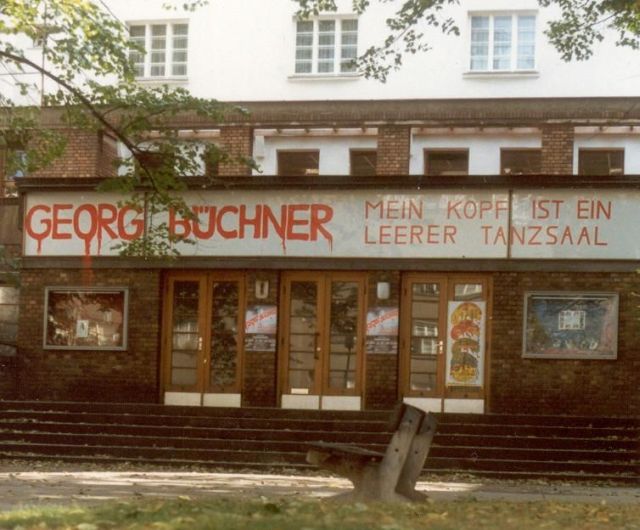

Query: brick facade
[17,268,162,402]
[541,124,574,174]
[376,125,410,175]
[490,271,640,417]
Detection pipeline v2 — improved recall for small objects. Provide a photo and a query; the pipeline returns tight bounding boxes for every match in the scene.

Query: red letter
[52,204,73,239]
[25,205,52,254]
[310,204,333,247]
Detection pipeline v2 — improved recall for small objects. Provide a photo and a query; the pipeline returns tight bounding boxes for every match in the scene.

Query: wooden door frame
[161,272,208,394]
[399,273,492,401]
[399,273,448,398]
[205,271,247,394]
[279,271,325,397]
[320,272,366,397]
[161,271,248,397]
[279,271,367,400]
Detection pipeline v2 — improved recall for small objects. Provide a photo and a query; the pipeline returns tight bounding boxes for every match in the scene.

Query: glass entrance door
[280,272,365,409]
[400,275,489,410]
[162,273,245,406]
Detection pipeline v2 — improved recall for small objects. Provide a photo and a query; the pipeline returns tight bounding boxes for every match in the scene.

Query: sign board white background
[22,189,640,260]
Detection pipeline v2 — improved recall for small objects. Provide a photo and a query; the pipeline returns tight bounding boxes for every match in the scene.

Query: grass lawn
[1,497,639,530]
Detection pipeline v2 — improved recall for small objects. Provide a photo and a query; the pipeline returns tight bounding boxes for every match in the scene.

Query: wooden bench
[306,404,437,502]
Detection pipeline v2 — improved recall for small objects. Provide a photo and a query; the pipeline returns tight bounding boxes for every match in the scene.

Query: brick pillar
[242,271,279,407]
[376,125,410,175]
[219,126,253,176]
[541,124,574,174]
[364,271,400,410]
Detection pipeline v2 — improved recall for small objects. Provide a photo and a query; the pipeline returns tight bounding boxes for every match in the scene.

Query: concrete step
[0,401,637,483]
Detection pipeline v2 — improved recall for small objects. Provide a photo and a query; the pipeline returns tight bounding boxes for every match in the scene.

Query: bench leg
[395,413,438,501]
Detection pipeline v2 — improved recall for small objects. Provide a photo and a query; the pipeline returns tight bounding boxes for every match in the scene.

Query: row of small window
[277,148,625,176]
[127,12,537,80]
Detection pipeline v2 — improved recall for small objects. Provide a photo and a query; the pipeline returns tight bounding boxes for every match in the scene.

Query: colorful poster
[445,301,486,386]
[244,305,277,353]
[244,305,277,334]
[366,307,399,336]
[366,307,399,354]
[523,293,618,359]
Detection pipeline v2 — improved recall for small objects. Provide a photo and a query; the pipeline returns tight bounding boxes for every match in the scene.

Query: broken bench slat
[306,404,437,502]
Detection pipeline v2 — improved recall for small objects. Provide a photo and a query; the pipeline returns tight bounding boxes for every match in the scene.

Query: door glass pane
[288,282,318,392]
[410,283,440,392]
[210,281,240,390]
[454,283,483,301]
[328,281,359,390]
[171,281,199,386]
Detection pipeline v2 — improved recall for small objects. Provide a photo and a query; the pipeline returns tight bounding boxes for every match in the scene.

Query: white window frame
[468,12,537,73]
[292,16,359,77]
[128,21,189,80]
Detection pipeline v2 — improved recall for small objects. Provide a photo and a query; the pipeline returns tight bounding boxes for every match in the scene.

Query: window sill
[134,77,189,85]
[288,73,361,82]
[463,70,539,79]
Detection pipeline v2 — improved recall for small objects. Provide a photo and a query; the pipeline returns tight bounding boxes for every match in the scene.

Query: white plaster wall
[255,135,377,175]
[101,0,640,101]
[573,133,640,174]
[410,132,542,175]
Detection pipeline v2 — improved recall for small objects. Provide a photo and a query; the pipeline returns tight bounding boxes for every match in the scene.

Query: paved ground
[0,464,639,510]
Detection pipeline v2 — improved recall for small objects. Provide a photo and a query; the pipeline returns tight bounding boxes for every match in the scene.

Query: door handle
[198,337,203,351]
[314,332,321,360]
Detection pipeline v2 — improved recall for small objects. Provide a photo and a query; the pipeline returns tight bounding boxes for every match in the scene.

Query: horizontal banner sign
[22,189,640,260]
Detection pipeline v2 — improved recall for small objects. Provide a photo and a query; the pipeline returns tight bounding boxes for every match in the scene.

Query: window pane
[288,281,318,392]
[0,286,18,356]
[350,150,376,176]
[340,19,358,73]
[149,24,167,77]
[328,281,359,390]
[129,25,146,77]
[278,151,320,176]
[171,281,199,387]
[501,149,542,175]
[517,15,535,69]
[319,20,335,32]
[470,16,489,70]
[493,16,512,70]
[579,150,625,176]
[454,284,483,301]
[172,23,188,76]
[425,150,469,176]
[295,20,314,74]
[410,283,440,392]
[318,19,336,73]
[210,281,240,390]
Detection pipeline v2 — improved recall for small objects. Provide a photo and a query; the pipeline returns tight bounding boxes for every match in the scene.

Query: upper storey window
[578,149,624,176]
[470,14,536,72]
[129,22,188,78]
[295,18,358,75]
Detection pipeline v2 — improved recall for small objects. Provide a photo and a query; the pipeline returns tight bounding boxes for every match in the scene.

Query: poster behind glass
[523,292,618,359]
[44,288,128,350]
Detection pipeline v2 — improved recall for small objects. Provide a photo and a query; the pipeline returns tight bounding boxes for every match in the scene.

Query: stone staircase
[0,401,637,482]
